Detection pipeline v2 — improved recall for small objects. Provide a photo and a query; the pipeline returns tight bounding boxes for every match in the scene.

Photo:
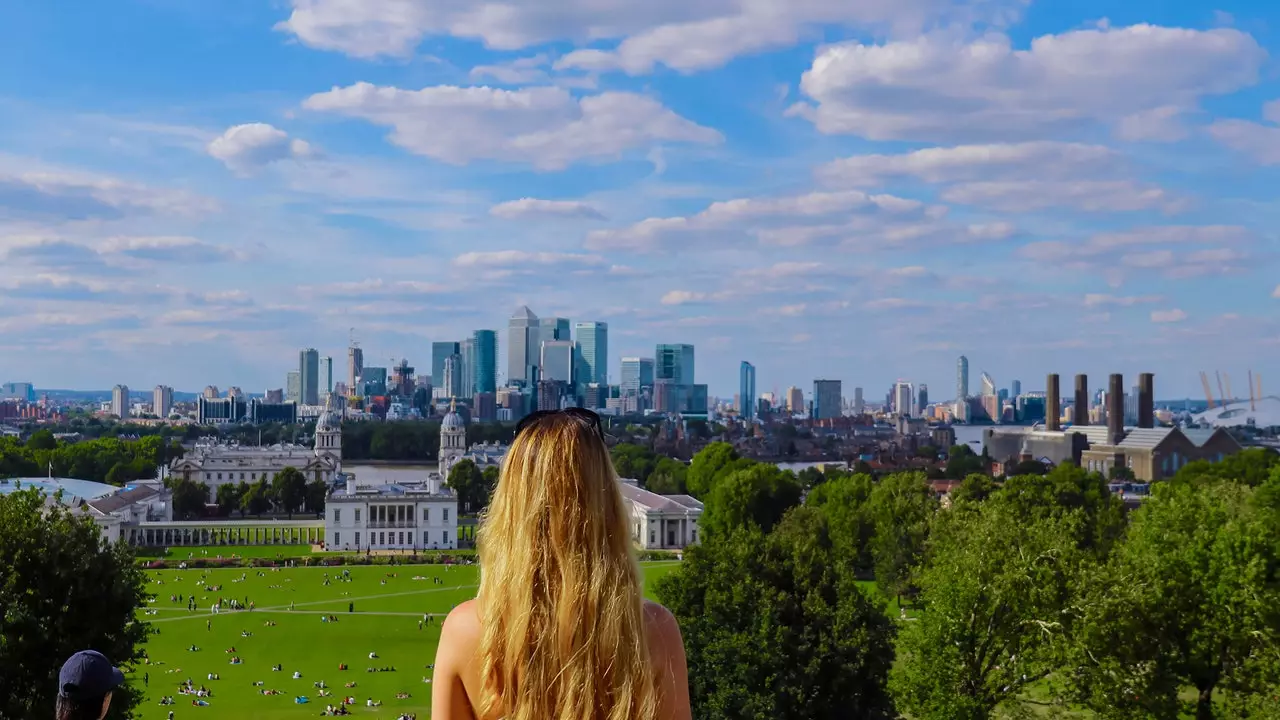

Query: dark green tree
[26,428,56,451]
[215,482,243,517]
[271,466,307,518]
[170,478,209,519]
[868,472,937,606]
[241,478,270,518]
[949,473,996,506]
[998,464,1125,555]
[0,487,150,720]
[805,472,876,575]
[656,507,897,720]
[700,463,802,538]
[686,442,741,498]
[1174,446,1279,487]
[645,457,688,495]
[945,445,985,479]
[305,479,328,515]
[446,459,489,513]
[611,443,659,484]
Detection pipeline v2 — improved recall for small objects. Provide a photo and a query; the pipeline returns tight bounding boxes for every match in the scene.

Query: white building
[153,385,174,418]
[438,400,467,480]
[170,395,344,501]
[111,385,130,419]
[618,480,703,549]
[84,480,173,543]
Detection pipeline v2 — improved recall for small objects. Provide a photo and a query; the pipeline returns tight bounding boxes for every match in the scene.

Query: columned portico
[126,520,324,547]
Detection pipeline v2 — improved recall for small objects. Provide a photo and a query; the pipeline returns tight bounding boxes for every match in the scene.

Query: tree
[171,478,209,519]
[271,467,307,518]
[656,507,897,719]
[945,445,985,479]
[611,443,659,484]
[0,488,149,720]
[645,457,688,495]
[891,502,1086,720]
[235,481,250,518]
[700,463,802,539]
[26,428,56,451]
[1065,481,1280,720]
[686,442,741,498]
[999,464,1125,556]
[215,482,243,517]
[868,472,937,606]
[1174,446,1279,487]
[446,459,490,513]
[241,479,270,518]
[949,473,996,506]
[806,472,876,576]
[305,479,328,515]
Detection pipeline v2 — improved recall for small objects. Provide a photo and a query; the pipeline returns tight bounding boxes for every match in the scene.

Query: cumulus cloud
[489,198,606,220]
[100,236,242,263]
[1083,293,1162,308]
[452,250,605,267]
[660,290,712,305]
[940,180,1179,213]
[791,25,1265,142]
[818,142,1118,186]
[1151,308,1187,323]
[302,83,721,170]
[1273,284,1280,298]
[1208,101,1280,165]
[1020,226,1253,279]
[0,163,217,221]
[0,235,241,268]
[310,279,450,300]
[207,123,314,174]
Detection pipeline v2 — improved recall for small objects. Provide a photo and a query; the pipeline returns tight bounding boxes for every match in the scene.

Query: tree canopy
[271,467,307,519]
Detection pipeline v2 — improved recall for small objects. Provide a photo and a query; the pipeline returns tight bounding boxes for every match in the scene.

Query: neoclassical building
[438,399,467,480]
[170,394,344,500]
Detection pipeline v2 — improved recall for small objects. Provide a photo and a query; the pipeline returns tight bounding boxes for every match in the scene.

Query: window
[422,507,429,522]
[205,473,211,480]
[423,531,429,545]
[443,508,450,523]
[333,509,341,523]
[355,532,360,547]
[443,530,449,545]
[650,531,655,544]
[217,472,222,480]
[379,532,385,545]
[354,509,360,523]
[240,473,245,480]
[399,532,405,545]
[692,529,697,543]
[333,532,340,546]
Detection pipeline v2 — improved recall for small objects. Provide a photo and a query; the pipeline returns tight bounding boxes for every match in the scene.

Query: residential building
[537,380,567,412]
[541,340,575,384]
[618,480,703,549]
[894,381,914,418]
[981,372,996,398]
[574,322,609,387]
[203,386,220,399]
[152,385,173,418]
[656,344,695,384]
[432,342,460,392]
[299,348,321,406]
[812,380,842,420]
[786,386,804,413]
[507,306,539,387]
[227,386,243,399]
[956,355,970,401]
[111,385,130,419]
[620,357,655,394]
[320,356,333,394]
[739,361,756,420]
[286,371,301,403]
[472,392,497,422]
[473,330,497,393]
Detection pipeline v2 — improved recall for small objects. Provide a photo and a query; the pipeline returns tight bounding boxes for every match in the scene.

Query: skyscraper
[473,330,497,394]
[540,340,575,383]
[739,361,756,420]
[348,345,363,395]
[917,384,928,416]
[507,306,539,387]
[853,387,864,414]
[787,386,804,413]
[320,356,333,394]
[286,371,301,403]
[111,385,130,419]
[574,322,608,386]
[620,357,655,394]
[812,380,842,421]
[443,356,461,400]
[956,355,970,400]
[981,372,996,397]
[1011,379,1022,398]
[432,341,460,388]
[656,344,695,384]
[460,339,476,397]
[894,381,914,418]
[153,385,173,418]
[299,348,320,405]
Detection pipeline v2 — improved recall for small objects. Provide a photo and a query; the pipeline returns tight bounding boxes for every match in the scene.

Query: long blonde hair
[476,412,658,720]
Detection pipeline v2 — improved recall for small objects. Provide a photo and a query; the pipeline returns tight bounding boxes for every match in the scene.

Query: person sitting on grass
[344,681,356,688]
[430,408,692,720]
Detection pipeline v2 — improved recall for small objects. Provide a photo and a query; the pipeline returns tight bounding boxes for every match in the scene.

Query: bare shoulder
[442,599,481,641]
[642,600,683,648]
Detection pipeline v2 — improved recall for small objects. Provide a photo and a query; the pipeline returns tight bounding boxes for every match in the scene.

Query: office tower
[391,359,415,396]
[541,340,575,383]
[956,355,969,400]
[473,392,497,422]
[362,367,388,396]
[286,371,301,403]
[443,356,461,399]
[1126,384,1139,425]
[0,382,35,401]
[152,385,173,418]
[739,362,756,420]
[620,357,655,394]
[917,384,928,416]
[812,379,842,420]
[540,317,570,345]
[894,381,914,418]
[656,344,695,384]
[203,386,220,399]
[1011,379,1022,398]
[853,387,864,414]
[299,348,320,405]
[1138,373,1155,429]
[473,330,497,394]
[460,339,476,396]
[508,306,539,387]
[1046,374,1061,431]
[111,385,130,419]
[227,387,243,399]
[1074,375,1089,426]
[347,345,363,394]
[265,388,284,404]
[980,372,996,397]
[316,356,331,394]
[574,322,609,386]
[786,386,804,413]
[432,342,461,390]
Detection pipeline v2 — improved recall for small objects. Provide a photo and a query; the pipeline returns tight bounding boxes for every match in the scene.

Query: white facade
[111,385,130,419]
[894,381,914,417]
[618,481,703,550]
[85,480,173,543]
[326,478,458,551]
[153,385,174,418]
[438,401,467,480]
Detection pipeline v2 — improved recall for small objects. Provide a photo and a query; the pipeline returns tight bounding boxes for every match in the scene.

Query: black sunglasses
[515,408,607,440]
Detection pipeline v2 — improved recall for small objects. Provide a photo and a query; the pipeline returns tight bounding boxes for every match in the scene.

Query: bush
[138,550,478,569]
[637,550,683,561]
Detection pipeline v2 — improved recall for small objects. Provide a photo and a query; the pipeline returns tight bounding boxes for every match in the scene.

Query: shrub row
[141,550,478,570]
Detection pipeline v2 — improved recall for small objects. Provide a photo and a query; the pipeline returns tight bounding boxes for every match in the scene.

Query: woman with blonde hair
[430,408,691,720]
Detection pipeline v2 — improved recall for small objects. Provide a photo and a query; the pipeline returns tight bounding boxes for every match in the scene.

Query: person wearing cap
[56,651,124,720]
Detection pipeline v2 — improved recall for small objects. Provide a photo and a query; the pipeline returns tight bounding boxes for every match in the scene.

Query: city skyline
[1,4,1279,397]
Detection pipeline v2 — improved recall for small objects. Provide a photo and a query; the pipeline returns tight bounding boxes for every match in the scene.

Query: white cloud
[817,142,1118,186]
[0,158,217,220]
[941,180,1178,213]
[469,55,552,85]
[1020,226,1253,280]
[966,222,1017,241]
[661,290,712,305]
[100,236,242,263]
[489,198,606,220]
[1151,308,1187,323]
[315,279,450,299]
[207,123,314,174]
[791,25,1264,142]
[1208,101,1280,165]
[1083,293,1162,308]
[0,235,240,267]
[302,83,721,170]
[452,250,605,267]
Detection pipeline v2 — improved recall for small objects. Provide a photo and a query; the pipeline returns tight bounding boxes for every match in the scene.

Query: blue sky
[1,0,1278,400]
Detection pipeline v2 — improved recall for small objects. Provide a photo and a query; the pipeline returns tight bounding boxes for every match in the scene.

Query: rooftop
[330,482,453,500]
[618,482,703,513]
[86,484,164,514]
[0,477,119,501]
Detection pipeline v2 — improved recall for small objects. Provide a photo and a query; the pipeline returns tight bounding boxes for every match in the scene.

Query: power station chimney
[1138,373,1155,429]
[1074,374,1089,426]
[1108,373,1125,445]
[1046,374,1061,431]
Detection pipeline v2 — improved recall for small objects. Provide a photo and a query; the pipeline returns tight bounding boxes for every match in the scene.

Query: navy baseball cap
[58,651,124,700]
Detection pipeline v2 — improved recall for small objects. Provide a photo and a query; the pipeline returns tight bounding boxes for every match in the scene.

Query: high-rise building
[656,344,695,384]
[739,361,756,420]
[574,322,609,387]
[786,386,804,413]
[227,386,243,399]
[473,330,497,394]
[152,385,173,418]
[391,359,415,396]
[111,385,130,419]
[0,382,36,401]
[1011,379,1022,398]
[320,356,333,394]
[286,371,301,403]
[957,355,970,401]
[980,372,996,398]
[508,306,539,387]
[540,317,570,347]
[917,384,928,416]
[853,387,864,415]
[362,367,388,397]
[264,388,284,404]
[894,381,914,418]
[203,386,220,400]
[347,345,364,395]
[541,340,575,384]
[620,357,655,394]
[432,342,460,390]
[442,356,461,400]
[299,348,320,405]
[460,339,476,397]
[812,380,842,420]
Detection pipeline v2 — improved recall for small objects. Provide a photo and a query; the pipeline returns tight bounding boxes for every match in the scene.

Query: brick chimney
[1108,373,1125,445]
[1046,374,1060,431]
[1138,373,1154,429]
[1074,374,1089,426]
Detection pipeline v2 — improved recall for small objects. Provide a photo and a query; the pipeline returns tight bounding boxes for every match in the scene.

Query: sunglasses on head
[515,407,607,440]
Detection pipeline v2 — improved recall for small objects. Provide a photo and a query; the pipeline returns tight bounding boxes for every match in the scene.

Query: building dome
[316,393,339,433]
[442,399,465,430]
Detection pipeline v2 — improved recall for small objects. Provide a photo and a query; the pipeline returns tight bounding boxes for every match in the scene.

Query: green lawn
[137,546,318,560]
[131,561,680,719]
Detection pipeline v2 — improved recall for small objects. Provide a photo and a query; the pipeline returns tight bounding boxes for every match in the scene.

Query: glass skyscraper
[574,322,608,386]
[299,348,320,405]
[620,357,655,394]
[813,379,842,420]
[739,361,757,420]
[956,355,970,401]
[472,330,497,394]
[460,339,475,396]
[319,356,333,393]
[656,344,695,384]
[432,341,460,388]
[507,306,538,387]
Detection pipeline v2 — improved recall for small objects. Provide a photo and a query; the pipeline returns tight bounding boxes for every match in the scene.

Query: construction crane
[1216,371,1226,407]
[1200,371,1216,410]
[1249,369,1256,412]
[1258,373,1264,403]
[1225,372,1233,406]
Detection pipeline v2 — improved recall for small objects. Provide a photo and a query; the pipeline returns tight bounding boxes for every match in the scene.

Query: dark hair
[56,693,107,720]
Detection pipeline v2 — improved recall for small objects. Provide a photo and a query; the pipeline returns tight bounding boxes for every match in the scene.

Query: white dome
[441,399,465,430]
[317,410,338,433]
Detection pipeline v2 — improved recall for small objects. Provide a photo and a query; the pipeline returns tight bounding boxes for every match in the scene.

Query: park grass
[136,545,318,560]
[131,561,680,719]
